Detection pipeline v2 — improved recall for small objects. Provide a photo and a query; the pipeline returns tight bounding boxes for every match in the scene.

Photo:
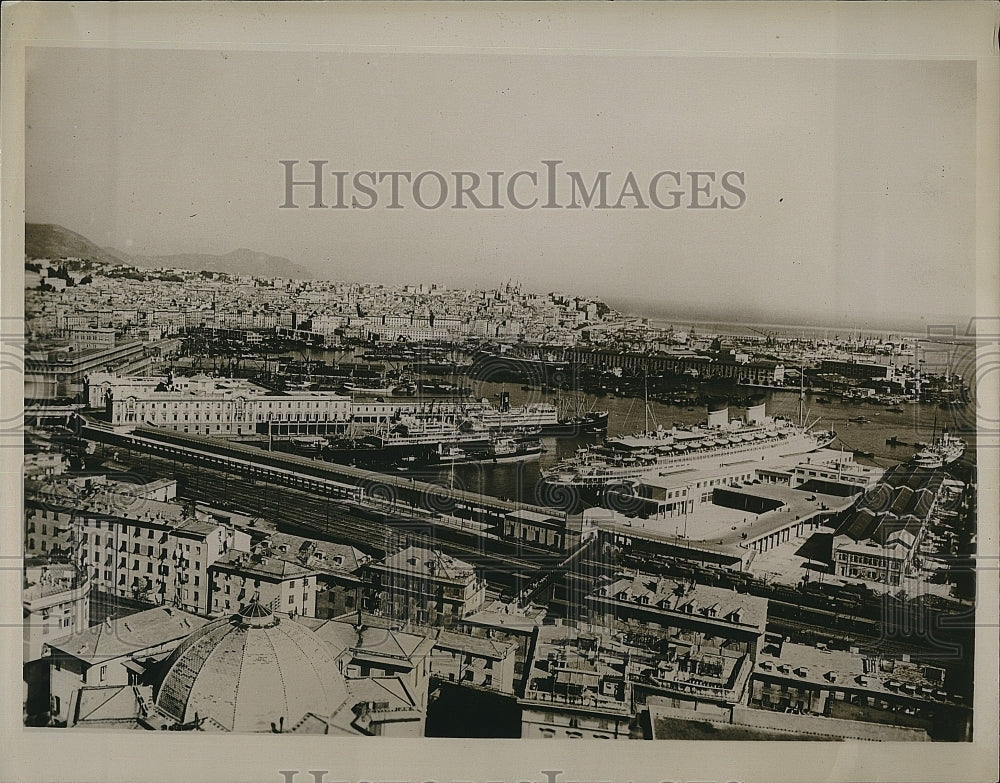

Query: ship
[339,380,396,397]
[317,416,494,469]
[542,410,610,436]
[541,397,836,490]
[464,391,560,431]
[401,436,544,469]
[417,380,473,397]
[545,391,610,436]
[466,391,608,435]
[911,430,966,469]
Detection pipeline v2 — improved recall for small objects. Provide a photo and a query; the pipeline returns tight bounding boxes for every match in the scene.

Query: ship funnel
[746,394,767,425]
[707,397,729,428]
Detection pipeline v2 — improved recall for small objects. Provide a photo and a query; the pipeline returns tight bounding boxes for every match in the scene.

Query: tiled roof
[378,546,476,582]
[211,550,316,580]
[598,572,768,631]
[434,629,517,660]
[836,464,944,545]
[261,532,370,574]
[47,606,208,664]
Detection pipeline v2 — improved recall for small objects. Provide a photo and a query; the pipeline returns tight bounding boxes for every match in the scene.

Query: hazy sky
[25,47,976,327]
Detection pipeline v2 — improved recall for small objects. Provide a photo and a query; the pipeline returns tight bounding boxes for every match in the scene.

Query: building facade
[362,547,487,627]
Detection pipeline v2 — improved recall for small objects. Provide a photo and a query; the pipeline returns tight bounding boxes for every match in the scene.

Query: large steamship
[541,396,836,490]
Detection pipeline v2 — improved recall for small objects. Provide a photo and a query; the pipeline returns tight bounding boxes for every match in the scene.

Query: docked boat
[544,391,610,436]
[435,436,543,466]
[318,416,493,469]
[465,392,560,432]
[418,380,473,396]
[481,436,543,462]
[339,380,395,396]
[541,399,836,490]
[542,410,610,436]
[391,381,418,396]
[912,431,966,469]
[391,435,544,471]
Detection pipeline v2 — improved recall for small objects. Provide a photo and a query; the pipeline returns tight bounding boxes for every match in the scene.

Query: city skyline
[8,4,997,782]
[26,47,976,329]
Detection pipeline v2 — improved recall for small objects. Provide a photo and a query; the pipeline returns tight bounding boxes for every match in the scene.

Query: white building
[87,373,351,435]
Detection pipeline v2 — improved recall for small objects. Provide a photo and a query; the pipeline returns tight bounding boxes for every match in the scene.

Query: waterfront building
[819,358,894,381]
[756,450,884,492]
[832,464,948,586]
[86,372,352,435]
[636,463,764,519]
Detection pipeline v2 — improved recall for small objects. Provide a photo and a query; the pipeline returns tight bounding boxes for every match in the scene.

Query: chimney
[707,397,729,428]
[745,396,766,425]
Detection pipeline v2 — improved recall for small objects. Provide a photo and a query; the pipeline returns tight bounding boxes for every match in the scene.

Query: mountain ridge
[25,223,312,280]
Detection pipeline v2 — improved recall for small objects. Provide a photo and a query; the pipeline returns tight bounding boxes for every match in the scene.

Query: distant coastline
[607,296,975,342]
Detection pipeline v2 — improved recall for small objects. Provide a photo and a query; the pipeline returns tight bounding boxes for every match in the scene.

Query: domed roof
[155,600,348,732]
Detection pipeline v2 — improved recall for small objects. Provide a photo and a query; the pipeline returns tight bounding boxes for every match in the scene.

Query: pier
[83,424,568,527]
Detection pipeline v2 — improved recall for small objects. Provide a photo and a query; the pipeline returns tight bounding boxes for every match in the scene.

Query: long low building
[832,464,949,586]
[87,372,352,436]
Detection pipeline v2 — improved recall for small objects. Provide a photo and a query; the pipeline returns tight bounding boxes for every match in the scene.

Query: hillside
[128,248,312,280]
[25,223,311,280]
[25,223,128,266]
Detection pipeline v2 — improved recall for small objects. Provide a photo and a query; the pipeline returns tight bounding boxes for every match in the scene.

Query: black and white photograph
[2,3,998,783]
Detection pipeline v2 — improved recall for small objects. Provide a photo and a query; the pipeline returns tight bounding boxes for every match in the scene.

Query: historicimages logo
[278,773,745,783]
[278,160,747,212]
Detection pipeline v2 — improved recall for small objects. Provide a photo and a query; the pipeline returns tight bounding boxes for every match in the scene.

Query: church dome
[154,600,348,732]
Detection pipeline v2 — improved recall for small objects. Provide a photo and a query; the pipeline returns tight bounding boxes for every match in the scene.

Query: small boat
[849,416,870,424]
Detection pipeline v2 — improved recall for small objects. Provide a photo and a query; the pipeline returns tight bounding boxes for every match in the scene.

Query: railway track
[107,445,551,588]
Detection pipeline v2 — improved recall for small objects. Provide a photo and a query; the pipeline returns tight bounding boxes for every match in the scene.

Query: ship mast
[798,365,805,428]
[644,374,649,433]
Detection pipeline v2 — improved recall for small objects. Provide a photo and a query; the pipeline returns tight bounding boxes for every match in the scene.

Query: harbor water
[302,340,978,508]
